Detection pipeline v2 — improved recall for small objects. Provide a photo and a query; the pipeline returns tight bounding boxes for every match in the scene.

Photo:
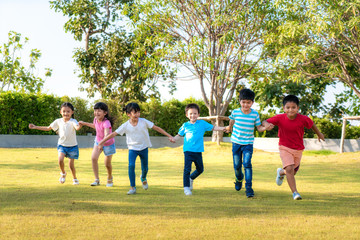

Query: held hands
[78,121,84,126]
[168,136,176,143]
[97,143,104,151]
[28,123,36,129]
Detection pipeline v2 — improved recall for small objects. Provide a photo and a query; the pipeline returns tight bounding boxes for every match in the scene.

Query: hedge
[1,91,359,139]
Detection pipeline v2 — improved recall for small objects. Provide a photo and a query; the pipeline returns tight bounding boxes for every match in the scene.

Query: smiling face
[94,108,107,122]
[60,106,74,121]
[239,99,254,114]
[127,110,141,122]
[186,108,199,123]
[283,101,299,119]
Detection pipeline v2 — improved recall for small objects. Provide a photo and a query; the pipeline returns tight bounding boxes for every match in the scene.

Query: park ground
[0,143,359,239]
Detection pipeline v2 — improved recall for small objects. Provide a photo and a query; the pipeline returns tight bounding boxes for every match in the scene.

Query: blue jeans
[183,151,204,187]
[232,143,253,190]
[128,148,148,187]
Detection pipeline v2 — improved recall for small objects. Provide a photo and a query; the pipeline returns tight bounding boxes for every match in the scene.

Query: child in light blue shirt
[225,89,272,197]
[174,103,226,196]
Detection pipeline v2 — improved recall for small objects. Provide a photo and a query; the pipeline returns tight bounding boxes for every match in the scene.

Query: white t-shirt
[50,118,79,147]
[115,118,154,151]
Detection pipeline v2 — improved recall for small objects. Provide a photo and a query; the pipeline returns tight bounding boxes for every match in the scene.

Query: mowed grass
[0,143,359,239]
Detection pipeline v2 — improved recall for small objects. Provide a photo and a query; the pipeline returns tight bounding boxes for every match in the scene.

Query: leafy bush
[1,91,359,139]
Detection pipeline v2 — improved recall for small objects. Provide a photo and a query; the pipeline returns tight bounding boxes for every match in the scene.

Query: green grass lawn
[1,143,359,239]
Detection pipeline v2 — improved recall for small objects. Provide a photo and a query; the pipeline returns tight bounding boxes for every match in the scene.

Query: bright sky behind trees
[0,0,342,105]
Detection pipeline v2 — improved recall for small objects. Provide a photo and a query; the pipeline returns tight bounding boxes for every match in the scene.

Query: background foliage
[1,91,359,139]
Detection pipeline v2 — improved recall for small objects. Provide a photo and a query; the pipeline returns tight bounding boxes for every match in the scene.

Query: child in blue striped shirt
[225,89,273,197]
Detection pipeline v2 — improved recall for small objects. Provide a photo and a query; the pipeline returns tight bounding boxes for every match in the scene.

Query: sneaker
[127,188,136,195]
[73,179,79,185]
[189,177,194,191]
[293,192,302,200]
[140,175,148,190]
[234,178,243,191]
[106,178,113,187]
[184,187,192,196]
[276,168,284,186]
[59,172,66,184]
[246,188,254,198]
[90,179,100,186]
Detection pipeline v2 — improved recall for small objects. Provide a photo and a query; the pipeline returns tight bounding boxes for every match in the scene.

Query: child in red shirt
[263,95,325,200]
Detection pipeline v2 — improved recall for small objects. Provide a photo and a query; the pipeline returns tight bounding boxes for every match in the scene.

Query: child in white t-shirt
[29,102,82,185]
[98,102,175,195]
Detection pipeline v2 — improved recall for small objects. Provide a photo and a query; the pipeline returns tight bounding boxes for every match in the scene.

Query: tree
[138,0,277,142]
[50,0,176,104]
[0,31,52,93]
[265,0,360,111]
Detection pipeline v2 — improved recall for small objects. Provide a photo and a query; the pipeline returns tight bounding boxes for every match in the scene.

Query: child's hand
[97,144,104,151]
[225,126,231,133]
[265,123,275,131]
[78,121,84,126]
[29,124,35,129]
[169,136,176,143]
[317,132,325,142]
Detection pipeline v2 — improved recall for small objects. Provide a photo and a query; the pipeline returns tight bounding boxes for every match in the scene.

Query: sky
[0,0,342,109]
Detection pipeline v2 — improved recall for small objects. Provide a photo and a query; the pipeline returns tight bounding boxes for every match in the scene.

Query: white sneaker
[293,191,302,200]
[140,175,148,190]
[184,187,192,196]
[59,172,66,184]
[90,179,100,186]
[276,168,284,186]
[189,177,193,191]
[106,178,113,187]
[127,188,136,195]
[73,179,79,185]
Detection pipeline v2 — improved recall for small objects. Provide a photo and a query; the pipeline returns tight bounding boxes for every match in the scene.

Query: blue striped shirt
[229,108,261,145]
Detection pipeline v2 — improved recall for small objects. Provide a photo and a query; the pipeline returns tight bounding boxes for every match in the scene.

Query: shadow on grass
[1,185,359,219]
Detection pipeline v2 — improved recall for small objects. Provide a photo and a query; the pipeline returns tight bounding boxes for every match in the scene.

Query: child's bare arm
[98,131,118,150]
[28,124,52,131]
[225,120,235,133]
[152,125,175,142]
[79,121,95,128]
[213,126,227,131]
[256,121,274,132]
[312,124,325,142]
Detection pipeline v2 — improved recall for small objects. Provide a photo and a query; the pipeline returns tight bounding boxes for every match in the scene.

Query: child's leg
[183,152,193,187]
[242,144,253,191]
[104,155,113,181]
[128,150,138,188]
[68,158,77,179]
[190,152,203,180]
[91,146,101,180]
[58,152,66,174]
[284,164,297,193]
[138,148,149,180]
[232,143,244,181]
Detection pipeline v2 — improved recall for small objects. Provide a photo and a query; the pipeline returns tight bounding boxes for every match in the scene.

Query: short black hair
[283,95,299,106]
[239,89,255,101]
[123,102,141,114]
[185,103,200,114]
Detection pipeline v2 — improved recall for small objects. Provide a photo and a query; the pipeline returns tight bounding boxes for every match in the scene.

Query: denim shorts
[95,141,116,156]
[57,145,79,159]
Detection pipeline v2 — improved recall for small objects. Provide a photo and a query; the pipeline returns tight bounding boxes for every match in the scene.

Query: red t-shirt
[267,113,313,150]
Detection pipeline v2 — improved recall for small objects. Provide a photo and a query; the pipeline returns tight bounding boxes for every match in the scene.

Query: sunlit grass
[1,143,359,239]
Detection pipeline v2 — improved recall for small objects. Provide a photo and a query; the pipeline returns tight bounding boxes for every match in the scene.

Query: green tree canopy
[0,31,52,93]
[50,0,176,104]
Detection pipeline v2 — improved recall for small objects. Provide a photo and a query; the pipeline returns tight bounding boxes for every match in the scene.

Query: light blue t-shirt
[178,120,214,152]
[229,108,261,145]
